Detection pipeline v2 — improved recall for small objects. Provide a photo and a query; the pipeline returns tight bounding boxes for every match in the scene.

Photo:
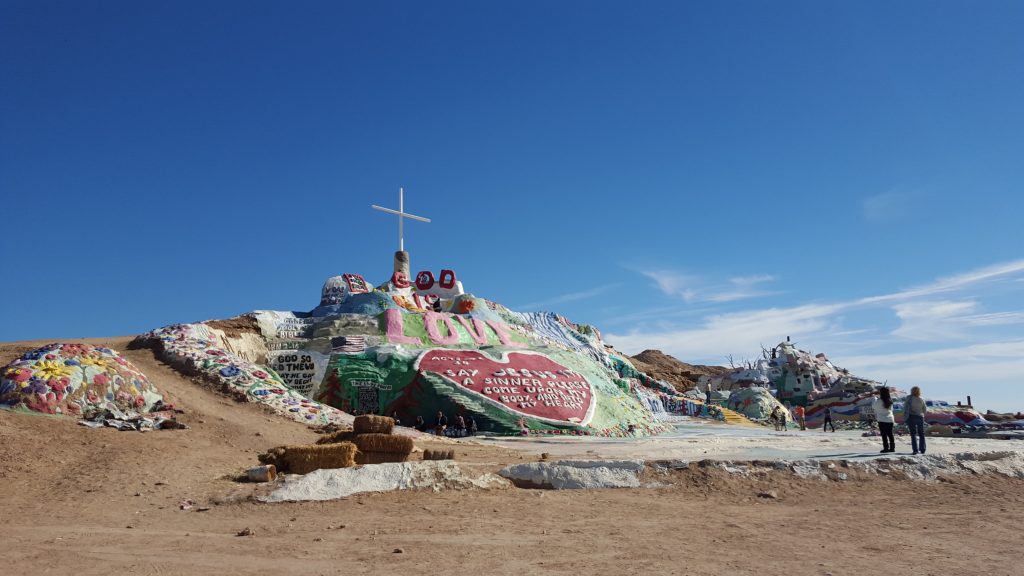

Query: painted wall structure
[135,268,674,436]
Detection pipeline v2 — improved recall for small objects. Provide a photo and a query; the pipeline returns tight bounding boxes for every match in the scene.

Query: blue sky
[2,1,1022,410]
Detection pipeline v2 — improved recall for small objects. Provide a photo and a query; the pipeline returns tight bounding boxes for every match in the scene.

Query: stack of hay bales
[258,443,357,474]
[352,415,414,464]
[317,415,414,465]
[257,416,414,474]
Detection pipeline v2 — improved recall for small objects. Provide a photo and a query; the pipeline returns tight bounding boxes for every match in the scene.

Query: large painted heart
[415,349,596,426]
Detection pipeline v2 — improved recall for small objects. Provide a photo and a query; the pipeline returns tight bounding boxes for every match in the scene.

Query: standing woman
[873,387,896,453]
[905,386,927,455]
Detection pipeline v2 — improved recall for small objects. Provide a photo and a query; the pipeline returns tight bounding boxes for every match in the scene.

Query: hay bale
[357,451,410,465]
[422,449,455,461]
[352,433,414,455]
[258,446,287,468]
[280,443,358,474]
[353,414,395,435]
[316,429,356,444]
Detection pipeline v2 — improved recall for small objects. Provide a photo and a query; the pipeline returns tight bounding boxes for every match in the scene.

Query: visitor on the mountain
[414,415,428,432]
[873,387,896,453]
[822,406,836,432]
[434,410,448,435]
[794,405,806,430]
[390,410,402,427]
[467,415,478,436]
[455,414,467,437]
[904,386,928,455]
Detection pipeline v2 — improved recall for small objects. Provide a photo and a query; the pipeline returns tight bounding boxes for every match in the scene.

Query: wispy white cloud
[890,300,979,341]
[606,303,844,361]
[639,270,779,304]
[862,190,919,222]
[608,259,1024,411]
[859,259,1024,305]
[515,284,618,311]
[840,341,1024,409]
[640,270,700,302]
[891,300,1024,341]
[609,258,1024,367]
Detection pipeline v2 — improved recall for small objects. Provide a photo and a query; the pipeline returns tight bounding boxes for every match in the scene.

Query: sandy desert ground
[2,337,1023,576]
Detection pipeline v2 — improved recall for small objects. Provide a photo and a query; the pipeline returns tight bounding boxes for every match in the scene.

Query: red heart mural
[415,349,596,426]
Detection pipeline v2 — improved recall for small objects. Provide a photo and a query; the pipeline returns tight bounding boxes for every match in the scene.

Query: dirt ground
[2,337,1023,576]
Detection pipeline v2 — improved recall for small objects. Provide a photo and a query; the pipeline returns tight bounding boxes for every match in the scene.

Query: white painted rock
[260,461,509,502]
[498,460,645,489]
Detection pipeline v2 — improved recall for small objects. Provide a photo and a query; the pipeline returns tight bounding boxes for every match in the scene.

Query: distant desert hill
[629,349,729,391]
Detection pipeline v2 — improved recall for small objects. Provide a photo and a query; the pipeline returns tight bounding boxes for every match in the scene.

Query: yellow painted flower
[78,354,111,370]
[33,359,74,380]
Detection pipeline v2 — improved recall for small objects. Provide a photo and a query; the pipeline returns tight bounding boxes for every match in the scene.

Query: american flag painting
[331,336,367,353]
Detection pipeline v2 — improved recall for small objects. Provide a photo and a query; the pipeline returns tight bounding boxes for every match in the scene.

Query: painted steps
[716,405,758,427]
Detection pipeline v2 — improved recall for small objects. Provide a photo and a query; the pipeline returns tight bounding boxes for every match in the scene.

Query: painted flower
[220,366,241,377]
[134,396,145,408]
[33,359,74,381]
[5,366,33,383]
[27,392,58,414]
[78,355,110,370]
[96,347,113,355]
[458,299,476,314]
[49,377,71,394]
[206,349,226,357]
[60,344,88,357]
[114,356,130,367]
[252,370,268,380]
[251,389,270,397]
[268,388,284,395]
[93,373,110,387]
[64,358,81,366]
[21,350,45,361]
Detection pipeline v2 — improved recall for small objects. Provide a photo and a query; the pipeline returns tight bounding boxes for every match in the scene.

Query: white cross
[371,187,431,252]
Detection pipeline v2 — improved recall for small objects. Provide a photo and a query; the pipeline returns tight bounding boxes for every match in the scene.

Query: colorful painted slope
[1,343,162,416]
[135,323,350,427]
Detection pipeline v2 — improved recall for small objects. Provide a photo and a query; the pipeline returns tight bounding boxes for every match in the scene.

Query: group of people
[768,386,929,455]
[872,385,928,455]
[411,410,479,437]
[769,403,811,432]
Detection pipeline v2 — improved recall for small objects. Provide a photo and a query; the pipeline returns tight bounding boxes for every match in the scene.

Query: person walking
[904,386,928,455]
[873,387,896,453]
[795,405,806,430]
[822,405,836,432]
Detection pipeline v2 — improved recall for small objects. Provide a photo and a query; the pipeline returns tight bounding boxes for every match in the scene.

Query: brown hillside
[630,349,729,391]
